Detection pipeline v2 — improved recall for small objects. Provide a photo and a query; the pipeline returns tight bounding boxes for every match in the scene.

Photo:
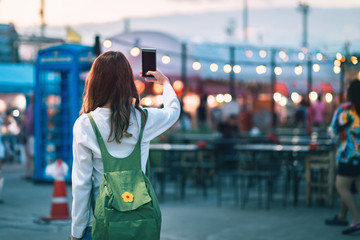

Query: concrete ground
[0,163,358,240]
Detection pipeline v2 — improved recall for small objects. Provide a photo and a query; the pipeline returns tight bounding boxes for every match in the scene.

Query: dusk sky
[0,0,359,27]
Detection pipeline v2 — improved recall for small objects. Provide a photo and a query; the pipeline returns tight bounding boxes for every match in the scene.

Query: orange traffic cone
[41,159,71,221]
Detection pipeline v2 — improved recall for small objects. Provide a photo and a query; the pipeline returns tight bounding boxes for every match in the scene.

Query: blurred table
[150,143,215,198]
[235,143,334,206]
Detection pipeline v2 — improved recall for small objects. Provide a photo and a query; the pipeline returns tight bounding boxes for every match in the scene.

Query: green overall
[87,110,161,240]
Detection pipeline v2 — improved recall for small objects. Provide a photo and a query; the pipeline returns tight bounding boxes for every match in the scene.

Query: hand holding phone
[142,48,156,80]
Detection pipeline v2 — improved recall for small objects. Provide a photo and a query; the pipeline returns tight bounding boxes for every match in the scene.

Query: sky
[0,0,359,27]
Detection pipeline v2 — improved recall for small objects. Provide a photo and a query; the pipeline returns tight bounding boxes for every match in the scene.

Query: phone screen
[142,48,156,79]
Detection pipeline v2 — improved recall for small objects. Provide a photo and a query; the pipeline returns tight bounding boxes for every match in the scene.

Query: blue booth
[34,44,95,182]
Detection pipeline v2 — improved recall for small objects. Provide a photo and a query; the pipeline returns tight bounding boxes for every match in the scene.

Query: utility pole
[297,2,309,49]
[181,42,187,90]
[124,18,130,32]
[270,49,277,127]
[243,0,248,43]
[229,46,236,98]
[40,0,46,37]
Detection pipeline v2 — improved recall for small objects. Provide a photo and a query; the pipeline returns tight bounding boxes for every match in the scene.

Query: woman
[71,51,180,240]
[329,80,360,234]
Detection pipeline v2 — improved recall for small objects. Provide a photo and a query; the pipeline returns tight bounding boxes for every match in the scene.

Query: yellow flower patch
[121,192,134,203]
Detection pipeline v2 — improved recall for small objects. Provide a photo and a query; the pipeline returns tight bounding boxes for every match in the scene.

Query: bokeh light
[256,65,267,74]
[161,55,171,64]
[333,66,341,74]
[223,64,232,73]
[312,64,320,72]
[291,92,302,104]
[233,65,241,74]
[309,91,318,102]
[294,66,303,75]
[216,94,224,103]
[103,40,112,48]
[210,63,218,72]
[273,92,282,102]
[192,61,201,71]
[274,67,282,75]
[224,93,232,103]
[130,47,140,57]
[325,93,333,103]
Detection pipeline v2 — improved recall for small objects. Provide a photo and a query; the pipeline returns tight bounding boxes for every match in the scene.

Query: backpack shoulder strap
[86,113,108,158]
[140,109,151,178]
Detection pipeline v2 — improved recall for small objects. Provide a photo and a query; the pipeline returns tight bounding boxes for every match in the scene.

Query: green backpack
[87,110,161,240]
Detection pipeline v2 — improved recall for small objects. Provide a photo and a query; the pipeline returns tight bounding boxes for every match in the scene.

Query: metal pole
[229,46,236,98]
[298,2,309,49]
[307,55,312,94]
[181,42,187,89]
[243,0,248,43]
[40,0,46,37]
[270,48,276,127]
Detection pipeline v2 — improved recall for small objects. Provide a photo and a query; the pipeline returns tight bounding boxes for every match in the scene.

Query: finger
[146,71,156,76]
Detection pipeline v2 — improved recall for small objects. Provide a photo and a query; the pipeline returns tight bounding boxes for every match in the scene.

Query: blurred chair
[215,139,243,206]
[237,151,282,209]
[305,151,335,207]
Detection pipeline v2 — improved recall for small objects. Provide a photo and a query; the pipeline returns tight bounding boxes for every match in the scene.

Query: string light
[210,63,218,72]
[103,40,112,48]
[336,53,342,60]
[161,55,171,64]
[313,64,320,72]
[316,53,323,61]
[130,47,140,57]
[291,92,302,104]
[216,94,225,103]
[333,66,341,74]
[246,50,253,58]
[259,49,267,58]
[223,64,232,73]
[142,97,153,106]
[351,56,358,65]
[207,95,216,107]
[224,93,232,103]
[334,60,341,67]
[274,67,282,75]
[256,65,267,74]
[325,93,333,103]
[192,61,201,71]
[298,52,305,60]
[279,96,288,107]
[294,65,303,75]
[233,65,241,74]
[273,92,282,102]
[309,91,318,102]
[279,50,286,59]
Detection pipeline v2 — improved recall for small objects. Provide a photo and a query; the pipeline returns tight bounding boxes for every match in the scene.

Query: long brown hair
[81,51,145,143]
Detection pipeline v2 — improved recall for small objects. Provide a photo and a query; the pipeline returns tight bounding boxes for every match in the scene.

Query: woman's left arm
[71,118,93,239]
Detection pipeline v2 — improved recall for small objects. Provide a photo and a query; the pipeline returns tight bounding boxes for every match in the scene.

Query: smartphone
[142,48,156,80]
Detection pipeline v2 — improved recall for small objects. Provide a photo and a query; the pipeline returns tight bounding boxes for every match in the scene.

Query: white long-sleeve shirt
[71,83,180,238]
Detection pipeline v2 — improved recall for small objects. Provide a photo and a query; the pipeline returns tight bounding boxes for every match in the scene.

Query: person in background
[313,94,326,127]
[328,80,360,235]
[23,94,34,180]
[0,109,11,203]
[197,94,208,132]
[218,114,240,139]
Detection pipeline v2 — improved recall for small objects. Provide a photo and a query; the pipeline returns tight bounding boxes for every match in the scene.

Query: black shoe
[342,223,360,234]
[325,215,349,226]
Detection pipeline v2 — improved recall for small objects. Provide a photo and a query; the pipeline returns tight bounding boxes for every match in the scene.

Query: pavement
[0,163,359,240]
